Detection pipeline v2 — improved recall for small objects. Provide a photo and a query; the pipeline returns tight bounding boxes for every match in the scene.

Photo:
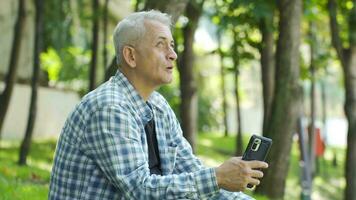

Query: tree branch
[327,0,346,66]
[349,0,356,47]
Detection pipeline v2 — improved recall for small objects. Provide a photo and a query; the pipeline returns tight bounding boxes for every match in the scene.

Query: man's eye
[157,41,164,47]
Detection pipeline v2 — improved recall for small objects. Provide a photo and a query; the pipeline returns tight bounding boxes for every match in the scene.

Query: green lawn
[0,133,345,199]
[0,140,55,200]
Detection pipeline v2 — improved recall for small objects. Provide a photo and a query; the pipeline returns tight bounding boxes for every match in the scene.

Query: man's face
[134,20,177,88]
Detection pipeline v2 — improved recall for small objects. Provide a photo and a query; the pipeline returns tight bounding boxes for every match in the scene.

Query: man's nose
[167,48,177,61]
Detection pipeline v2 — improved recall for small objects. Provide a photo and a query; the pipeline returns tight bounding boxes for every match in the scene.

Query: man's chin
[164,75,173,83]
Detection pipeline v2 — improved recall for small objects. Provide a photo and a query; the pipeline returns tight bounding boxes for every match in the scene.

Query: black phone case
[242,135,272,189]
[242,135,272,161]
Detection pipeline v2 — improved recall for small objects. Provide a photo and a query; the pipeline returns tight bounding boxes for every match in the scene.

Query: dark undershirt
[144,119,162,175]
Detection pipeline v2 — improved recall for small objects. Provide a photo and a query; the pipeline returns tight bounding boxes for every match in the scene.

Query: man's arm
[80,105,220,199]
[168,109,268,195]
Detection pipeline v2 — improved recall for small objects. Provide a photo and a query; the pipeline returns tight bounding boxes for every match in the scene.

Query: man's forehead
[144,20,173,41]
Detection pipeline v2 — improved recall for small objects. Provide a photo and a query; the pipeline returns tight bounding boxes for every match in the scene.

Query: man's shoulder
[79,81,130,113]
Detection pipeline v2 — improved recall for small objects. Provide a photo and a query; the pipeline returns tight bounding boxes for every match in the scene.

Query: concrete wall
[0,0,35,80]
[1,83,79,140]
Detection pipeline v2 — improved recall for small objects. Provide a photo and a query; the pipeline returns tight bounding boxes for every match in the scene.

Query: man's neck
[120,67,155,101]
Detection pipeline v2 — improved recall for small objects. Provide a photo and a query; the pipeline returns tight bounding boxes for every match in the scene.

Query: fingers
[248,177,261,186]
[251,169,264,178]
[246,160,269,169]
[216,157,269,192]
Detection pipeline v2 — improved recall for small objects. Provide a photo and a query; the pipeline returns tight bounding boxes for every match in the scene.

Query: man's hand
[215,157,268,191]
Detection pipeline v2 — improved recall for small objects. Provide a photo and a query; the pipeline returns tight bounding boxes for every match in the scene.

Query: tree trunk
[344,50,356,200]
[18,0,43,165]
[102,0,109,78]
[105,57,116,81]
[0,0,26,141]
[234,69,243,156]
[178,1,204,151]
[89,0,99,91]
[256,0,302,198]
[259,13,275,138]
[297,116,312,199]
[344,3,356,199]
[308,21,317,176]
[232,29,243,156]
[321,78,327,134]
[217,33,229,137]
[328,1,356,199]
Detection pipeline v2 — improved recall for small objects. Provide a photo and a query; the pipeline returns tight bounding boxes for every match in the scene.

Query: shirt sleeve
[168,108,254,200]
[79,105,219,199]
[211,190,256,200]
[169,115,206,173]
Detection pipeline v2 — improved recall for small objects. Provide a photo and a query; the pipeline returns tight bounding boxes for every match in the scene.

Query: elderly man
[49,10,268,199]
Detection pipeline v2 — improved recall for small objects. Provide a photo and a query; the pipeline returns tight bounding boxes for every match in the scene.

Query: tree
[102,0,109,77]
[178,0,205,151]
[18,0,44,165]
[327,0,356,199]
[256,0,302,198]
[308,20,317,176]
[0,0,26,141]
[211,0,262,153]
[217,31,229,137]
[89,0,99,91]
[231,28,243,156]
[259,3,276,138]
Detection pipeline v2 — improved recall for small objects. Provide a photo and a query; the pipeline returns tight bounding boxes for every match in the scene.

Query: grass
[0,133,345,200]
[0,140,55,200]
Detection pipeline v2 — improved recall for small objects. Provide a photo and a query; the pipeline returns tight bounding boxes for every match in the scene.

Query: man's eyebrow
[157,36,174,43]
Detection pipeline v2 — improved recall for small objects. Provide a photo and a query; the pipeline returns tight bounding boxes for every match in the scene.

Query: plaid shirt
[49,70,253,200]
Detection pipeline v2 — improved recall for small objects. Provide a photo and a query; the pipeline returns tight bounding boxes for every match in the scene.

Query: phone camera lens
[251,138,261,151]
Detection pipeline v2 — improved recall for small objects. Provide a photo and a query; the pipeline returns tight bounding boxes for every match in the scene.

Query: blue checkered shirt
[49,70,254,200]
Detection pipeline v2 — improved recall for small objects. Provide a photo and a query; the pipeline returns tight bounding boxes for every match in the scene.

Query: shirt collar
[112,70,165,124]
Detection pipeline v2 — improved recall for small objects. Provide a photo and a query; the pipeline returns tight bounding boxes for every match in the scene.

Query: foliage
[41,0,93,91]
[157,66,222,132]
[43,0,72,51]
[40,48,62,81]
[40,47,90,91]
[198,92,222,132]
[59,47,91,83]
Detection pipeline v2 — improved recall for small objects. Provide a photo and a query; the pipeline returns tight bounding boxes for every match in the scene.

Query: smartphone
[242,134,272,188]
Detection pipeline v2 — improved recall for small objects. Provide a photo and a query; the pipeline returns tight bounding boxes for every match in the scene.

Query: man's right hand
[214,157,268,191]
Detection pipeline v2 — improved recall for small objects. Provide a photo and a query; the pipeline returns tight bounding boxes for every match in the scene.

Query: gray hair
[113,10,172,65]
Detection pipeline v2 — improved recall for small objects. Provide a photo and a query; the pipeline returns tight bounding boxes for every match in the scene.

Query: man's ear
[122,46,136,68]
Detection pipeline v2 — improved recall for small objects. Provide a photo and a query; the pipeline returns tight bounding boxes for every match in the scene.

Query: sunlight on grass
[27,159,53,172]
[200,138,213,147]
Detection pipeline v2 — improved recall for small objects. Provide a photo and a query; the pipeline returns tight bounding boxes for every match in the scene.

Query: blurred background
[0,0,354,199]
